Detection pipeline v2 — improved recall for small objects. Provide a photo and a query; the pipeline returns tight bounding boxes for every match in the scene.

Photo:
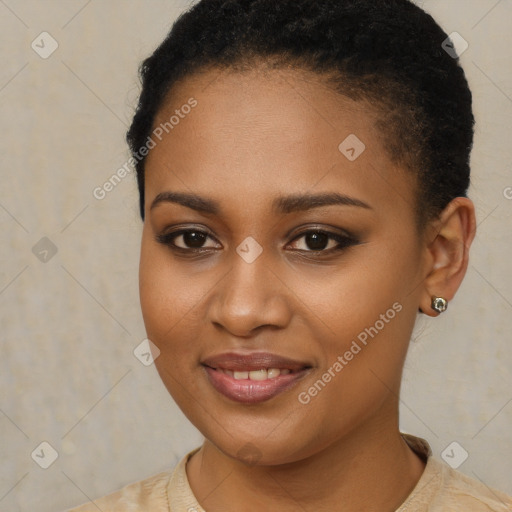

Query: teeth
[222,368,290,380]
[249,369,268,381]
[267,368,281,379]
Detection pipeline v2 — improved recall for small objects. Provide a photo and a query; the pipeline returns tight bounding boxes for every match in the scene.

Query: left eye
[288,231,357,252]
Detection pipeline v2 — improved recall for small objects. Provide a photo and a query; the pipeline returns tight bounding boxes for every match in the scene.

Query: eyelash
[155,227,360,257]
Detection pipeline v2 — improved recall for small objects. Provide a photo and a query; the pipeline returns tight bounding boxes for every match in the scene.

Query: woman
[68,0,512,510]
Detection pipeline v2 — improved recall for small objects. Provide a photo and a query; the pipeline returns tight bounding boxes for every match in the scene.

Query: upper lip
[201,352,311,372]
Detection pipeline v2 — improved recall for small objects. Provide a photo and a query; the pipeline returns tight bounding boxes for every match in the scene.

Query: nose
[208,251,292,337]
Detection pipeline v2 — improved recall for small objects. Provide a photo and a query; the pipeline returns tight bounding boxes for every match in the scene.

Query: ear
[419,197,476,317]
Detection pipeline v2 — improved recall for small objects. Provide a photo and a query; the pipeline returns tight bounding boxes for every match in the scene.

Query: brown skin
[139,67,476,511]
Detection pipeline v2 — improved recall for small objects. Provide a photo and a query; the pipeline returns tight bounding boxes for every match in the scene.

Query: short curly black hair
[127,0,474,228]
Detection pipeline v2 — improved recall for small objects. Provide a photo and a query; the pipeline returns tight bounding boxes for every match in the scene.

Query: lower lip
[204,366,308,404]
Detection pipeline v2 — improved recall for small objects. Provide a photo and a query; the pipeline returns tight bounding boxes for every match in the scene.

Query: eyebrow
[149,191,371,215]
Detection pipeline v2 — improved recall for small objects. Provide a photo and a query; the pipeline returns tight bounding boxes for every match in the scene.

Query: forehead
[144,66,415,222]
[152,65,379,157]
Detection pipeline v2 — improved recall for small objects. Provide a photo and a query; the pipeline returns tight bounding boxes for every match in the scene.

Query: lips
[202,352,312,404]
[202,352,310,372]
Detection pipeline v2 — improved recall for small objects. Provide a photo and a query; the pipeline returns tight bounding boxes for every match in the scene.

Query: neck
[186,411,425,511]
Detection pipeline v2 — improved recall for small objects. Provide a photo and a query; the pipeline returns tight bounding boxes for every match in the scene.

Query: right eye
[156,228,222,252]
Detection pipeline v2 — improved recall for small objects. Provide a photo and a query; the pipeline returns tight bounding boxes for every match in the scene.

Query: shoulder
[432,458,512,511]
[405,456,512,512]
[64,448,202,512]
[399,434,512,512]
[64,469,173,512]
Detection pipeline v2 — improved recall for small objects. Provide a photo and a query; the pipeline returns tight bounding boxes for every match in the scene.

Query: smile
[201,352,311,404]
[215,368,291,380]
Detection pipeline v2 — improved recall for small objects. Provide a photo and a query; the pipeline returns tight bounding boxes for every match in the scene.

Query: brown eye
[303,232,330,250]
[156,229,221,251]
[179,231,208,248]
[288,230,357,253]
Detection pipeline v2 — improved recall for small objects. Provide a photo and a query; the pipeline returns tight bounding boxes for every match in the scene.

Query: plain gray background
[1,1,511,511]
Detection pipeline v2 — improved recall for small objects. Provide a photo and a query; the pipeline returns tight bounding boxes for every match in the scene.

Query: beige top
[66,434,512,511]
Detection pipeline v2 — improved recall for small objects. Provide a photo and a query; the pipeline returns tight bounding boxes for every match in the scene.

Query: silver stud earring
[431,296,448,314]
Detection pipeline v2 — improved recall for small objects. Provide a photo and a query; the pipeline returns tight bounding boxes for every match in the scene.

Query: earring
[431,296,448,314]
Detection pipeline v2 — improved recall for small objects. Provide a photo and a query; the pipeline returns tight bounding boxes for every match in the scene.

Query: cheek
[138,230,222,369]
[138,237,205,401]
[295,241,417,346]
[139,241,170,335]
[305,235,420,388]
[139,233,197,342]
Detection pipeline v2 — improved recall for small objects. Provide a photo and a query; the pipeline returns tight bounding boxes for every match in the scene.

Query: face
[139,66,428,465]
